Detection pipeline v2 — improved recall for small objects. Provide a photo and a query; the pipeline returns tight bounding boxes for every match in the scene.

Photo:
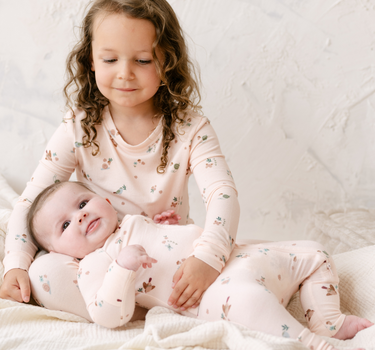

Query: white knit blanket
[305,208,375,255]
[1,176,375,350]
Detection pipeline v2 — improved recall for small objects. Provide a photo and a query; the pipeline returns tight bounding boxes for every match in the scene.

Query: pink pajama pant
[30,240,343,350]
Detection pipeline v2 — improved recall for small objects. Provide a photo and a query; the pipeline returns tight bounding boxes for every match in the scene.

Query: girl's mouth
[115,88,137,92]
[86,218,100,235]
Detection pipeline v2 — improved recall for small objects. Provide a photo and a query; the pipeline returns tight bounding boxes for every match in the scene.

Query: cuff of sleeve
[100,261,136,306]
[3,252,33,277]
[189,250,223,273]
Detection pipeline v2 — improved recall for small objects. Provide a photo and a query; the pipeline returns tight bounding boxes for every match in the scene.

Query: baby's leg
[29,252,148,322]
[29,252,92,320]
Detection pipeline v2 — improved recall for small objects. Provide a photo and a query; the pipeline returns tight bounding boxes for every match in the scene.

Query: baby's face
[34,183,118,258]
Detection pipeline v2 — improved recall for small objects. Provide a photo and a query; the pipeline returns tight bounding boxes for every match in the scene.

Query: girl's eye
[79,200,88,209]
[103,59,117,63]
[62,221,70,231]
[137,60,151,65]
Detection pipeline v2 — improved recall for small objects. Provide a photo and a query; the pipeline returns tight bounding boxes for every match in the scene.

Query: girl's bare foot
[333,315,373,340]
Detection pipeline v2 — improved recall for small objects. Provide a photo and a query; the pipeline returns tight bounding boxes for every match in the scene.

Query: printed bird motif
[45,150,53,161]
[281,324,290,338]
[322,284,337,296]
[221,297,231,320]
[305,309,315,322]
[113,185,126,195]
[143,278,156,293]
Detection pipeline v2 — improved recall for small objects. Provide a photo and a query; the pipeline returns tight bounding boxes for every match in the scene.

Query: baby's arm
[78,245,156,328]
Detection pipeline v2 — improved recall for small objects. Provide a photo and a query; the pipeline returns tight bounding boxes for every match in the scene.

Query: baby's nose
[78,213,87,224]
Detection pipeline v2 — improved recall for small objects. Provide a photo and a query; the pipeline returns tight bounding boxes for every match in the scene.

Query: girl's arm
[168,119,240,310]
[1,112,77,301]
[78,245,156,328]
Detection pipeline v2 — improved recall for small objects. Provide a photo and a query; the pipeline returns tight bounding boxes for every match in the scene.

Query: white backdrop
[1,0,375,241]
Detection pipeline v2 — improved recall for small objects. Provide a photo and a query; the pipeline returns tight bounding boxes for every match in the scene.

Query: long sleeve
[189,120,240,272]
[78,251,136,328]
[3,112,77,275]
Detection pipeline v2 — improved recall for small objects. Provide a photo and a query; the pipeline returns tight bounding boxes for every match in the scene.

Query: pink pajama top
[4,107,240,276]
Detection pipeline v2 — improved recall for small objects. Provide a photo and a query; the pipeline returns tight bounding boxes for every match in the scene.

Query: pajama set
[4,106,239,316]
[33,215,344,350]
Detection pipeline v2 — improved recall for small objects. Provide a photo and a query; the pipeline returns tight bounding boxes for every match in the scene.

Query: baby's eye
[137,59,151,65]
[79,200,88,209]
[62,221,70,231]
[103,59,117,63]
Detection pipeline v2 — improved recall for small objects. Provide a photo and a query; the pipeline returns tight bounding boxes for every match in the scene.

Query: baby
[28,181,372,350]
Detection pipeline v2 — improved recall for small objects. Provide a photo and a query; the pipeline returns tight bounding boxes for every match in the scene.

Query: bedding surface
[1,176,375,350]
[305,208,375,254]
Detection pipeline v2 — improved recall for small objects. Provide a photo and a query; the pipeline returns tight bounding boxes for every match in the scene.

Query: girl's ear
[106,198,111,205]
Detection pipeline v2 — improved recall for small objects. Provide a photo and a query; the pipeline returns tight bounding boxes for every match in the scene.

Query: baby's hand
[153,210,181,225]
[116,245,157,271]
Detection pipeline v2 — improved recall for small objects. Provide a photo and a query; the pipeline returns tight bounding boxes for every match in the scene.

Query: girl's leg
[29,251,92,321]
[299,248,345,337]
[299,245,373,341]
[198,243,335,350]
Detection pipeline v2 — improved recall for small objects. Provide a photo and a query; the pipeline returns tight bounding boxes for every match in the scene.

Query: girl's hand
[153,210,181,225]
[168,256,219,311]
[0,268,30,303]
[116,245,157,271]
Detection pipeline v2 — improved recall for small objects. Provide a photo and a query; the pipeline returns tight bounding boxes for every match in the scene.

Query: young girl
[28,181,372,350]
[0,0,239,319]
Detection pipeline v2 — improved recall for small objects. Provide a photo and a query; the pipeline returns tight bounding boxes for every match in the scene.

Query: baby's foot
[333,315,373,340]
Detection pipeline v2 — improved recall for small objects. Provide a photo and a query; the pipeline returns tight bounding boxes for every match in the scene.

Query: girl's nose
[118,61,135,81]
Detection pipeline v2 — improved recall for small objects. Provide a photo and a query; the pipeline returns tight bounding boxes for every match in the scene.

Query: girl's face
[91,13,162,116]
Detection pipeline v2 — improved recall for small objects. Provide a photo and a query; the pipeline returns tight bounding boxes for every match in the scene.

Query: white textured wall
[1,0,375,241]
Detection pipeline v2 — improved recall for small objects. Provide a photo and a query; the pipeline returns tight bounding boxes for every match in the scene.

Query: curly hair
[64,0,201,173]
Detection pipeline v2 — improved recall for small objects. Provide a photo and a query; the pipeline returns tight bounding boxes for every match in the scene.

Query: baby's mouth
[86,218,100,235]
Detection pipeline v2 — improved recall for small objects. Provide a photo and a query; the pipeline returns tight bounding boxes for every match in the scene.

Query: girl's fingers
[180,289,201,311]
[173,285,197,308]
[18,274,31,303]
[172,265,183,288]
[190,295,203,308]
[2,286,22,303]
[168,280,189,307]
